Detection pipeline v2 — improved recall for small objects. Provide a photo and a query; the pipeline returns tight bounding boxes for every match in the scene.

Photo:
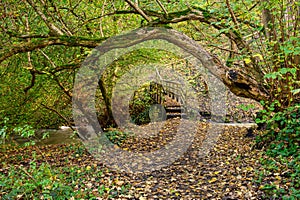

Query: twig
[208,44,241,54]
[47,0,73,36]
[248,2,259,12]
[18,165,37,181]
[24,15,36,93]
[75,10,159,31]
[39,49,72,99]
[25,0,64,35]
[24,70,36,93]
[225,0,238,27]
[99,0,107,37]
[41,103,74,131]
[125,0,151,22]
[155,0,168,17]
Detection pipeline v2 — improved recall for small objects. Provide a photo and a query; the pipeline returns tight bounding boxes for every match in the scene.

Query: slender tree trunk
[98,78,115,126]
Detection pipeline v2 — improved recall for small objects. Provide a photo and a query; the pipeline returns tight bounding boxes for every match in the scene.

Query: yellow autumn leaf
[244,58,251,64]
[50,175,57,181]
[208,177,218,183]
[253,53,263,60]
[246,166,253,171]
[259,185,264,189]
[86,165,91,171]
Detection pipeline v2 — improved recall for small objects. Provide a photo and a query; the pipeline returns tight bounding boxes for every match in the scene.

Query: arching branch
[0,36,107,63]
[88,27,269,102]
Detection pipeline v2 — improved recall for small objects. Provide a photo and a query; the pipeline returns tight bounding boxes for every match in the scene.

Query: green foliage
[1,159,74,199]
[258,1,299,108]
[237,104,256,112]
[0,117,9,141]
[0,0,143,130]
[256,103,300,145]
[129,84,157,125]
[13,124,36,146]
[105,130,133,146]
[0,118,51,146]
[0,145,131,199]
[0,55,71,129]
[0,161,130,199]
[255,103,300,198]
[255,4,300,193]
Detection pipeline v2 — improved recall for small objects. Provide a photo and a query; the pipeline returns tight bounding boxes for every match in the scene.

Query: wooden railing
[150,68,186,106]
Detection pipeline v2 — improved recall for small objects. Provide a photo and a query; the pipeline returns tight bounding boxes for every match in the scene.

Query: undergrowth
[255,103,300,199]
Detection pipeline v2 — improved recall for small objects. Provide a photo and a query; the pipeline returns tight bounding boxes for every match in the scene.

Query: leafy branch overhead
[0,0,299,116]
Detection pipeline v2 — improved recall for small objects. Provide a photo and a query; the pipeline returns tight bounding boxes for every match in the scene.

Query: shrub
[255,103,300,198]
[129,84,157,125]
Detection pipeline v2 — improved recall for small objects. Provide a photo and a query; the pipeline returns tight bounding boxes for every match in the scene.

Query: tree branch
[24,15,36,94]
[51,63,81,73]
[0,36,107,63]
[41,103,74,130]
[125,0,152,22]
[39,49,72,99]
[208,44,241,54]
[76,10,160,30]
[7,32,49,39]
[25,0,64,36]
[225,0,238,26]
[155,0,168,17]
[47,0,73,36]
[84,27,269,101]
[149,7,250,52]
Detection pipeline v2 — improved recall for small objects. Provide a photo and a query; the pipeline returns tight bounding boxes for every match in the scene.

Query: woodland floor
[1,118,284,199]
[0,91,279,199]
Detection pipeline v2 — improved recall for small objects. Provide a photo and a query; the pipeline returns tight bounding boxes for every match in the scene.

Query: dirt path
[1,119,266,199]
[112,119,263,199]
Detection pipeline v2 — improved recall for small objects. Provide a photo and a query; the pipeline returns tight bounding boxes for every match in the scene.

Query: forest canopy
[0,0,299,128]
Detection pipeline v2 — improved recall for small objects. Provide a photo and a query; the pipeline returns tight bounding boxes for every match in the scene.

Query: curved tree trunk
[89,27,269,103]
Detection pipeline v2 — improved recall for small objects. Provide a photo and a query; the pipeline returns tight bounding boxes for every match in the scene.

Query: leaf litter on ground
[0,118,292,199]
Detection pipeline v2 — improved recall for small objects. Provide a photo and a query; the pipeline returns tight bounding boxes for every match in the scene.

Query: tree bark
[98,78,114,126]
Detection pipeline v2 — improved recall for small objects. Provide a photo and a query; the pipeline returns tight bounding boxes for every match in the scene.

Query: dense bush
[129,84,157,125]
[255,103,300,198]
